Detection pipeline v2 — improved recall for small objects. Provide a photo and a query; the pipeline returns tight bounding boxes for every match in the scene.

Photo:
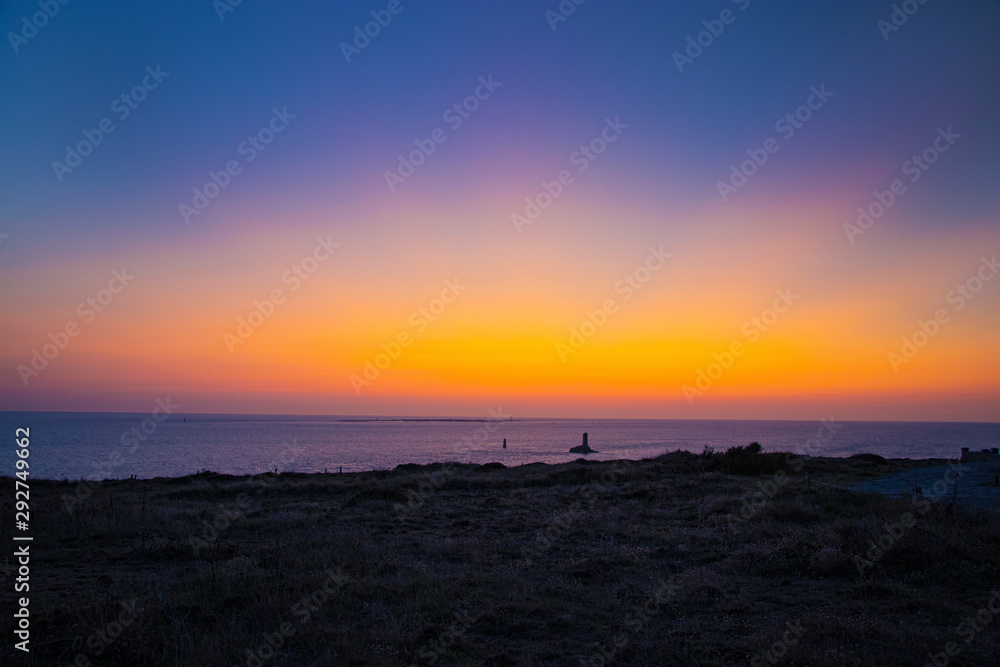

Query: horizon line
[1,409,998,426]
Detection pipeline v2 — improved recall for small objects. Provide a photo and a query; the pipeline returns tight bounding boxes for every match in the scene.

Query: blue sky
[2,0,999,418]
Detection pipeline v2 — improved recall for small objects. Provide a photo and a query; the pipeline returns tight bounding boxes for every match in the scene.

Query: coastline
[6,451,999,665]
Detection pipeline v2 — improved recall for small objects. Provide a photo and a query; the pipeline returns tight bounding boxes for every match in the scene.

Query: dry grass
[1,450,998,666]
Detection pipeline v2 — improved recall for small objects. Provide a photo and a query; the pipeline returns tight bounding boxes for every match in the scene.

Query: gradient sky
[2,0,999,420]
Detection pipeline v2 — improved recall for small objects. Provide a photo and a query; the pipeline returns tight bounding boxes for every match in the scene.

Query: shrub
[702,442,790,475]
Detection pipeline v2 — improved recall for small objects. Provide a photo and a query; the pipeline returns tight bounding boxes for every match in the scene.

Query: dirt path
[848,461,1000,511]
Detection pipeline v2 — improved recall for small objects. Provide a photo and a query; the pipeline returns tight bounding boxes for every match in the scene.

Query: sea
[2,412,998,481]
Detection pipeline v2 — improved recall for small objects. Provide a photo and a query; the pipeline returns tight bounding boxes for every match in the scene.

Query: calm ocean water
[2,412,998,481]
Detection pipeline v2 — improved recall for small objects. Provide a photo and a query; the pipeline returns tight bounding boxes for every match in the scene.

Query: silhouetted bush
[849,453,888,465]
[702,441,790,475]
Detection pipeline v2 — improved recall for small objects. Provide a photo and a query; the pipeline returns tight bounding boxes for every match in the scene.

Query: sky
[1,0,999,421]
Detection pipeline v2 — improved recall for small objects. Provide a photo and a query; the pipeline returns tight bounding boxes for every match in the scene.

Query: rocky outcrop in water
[569,432,596,454]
